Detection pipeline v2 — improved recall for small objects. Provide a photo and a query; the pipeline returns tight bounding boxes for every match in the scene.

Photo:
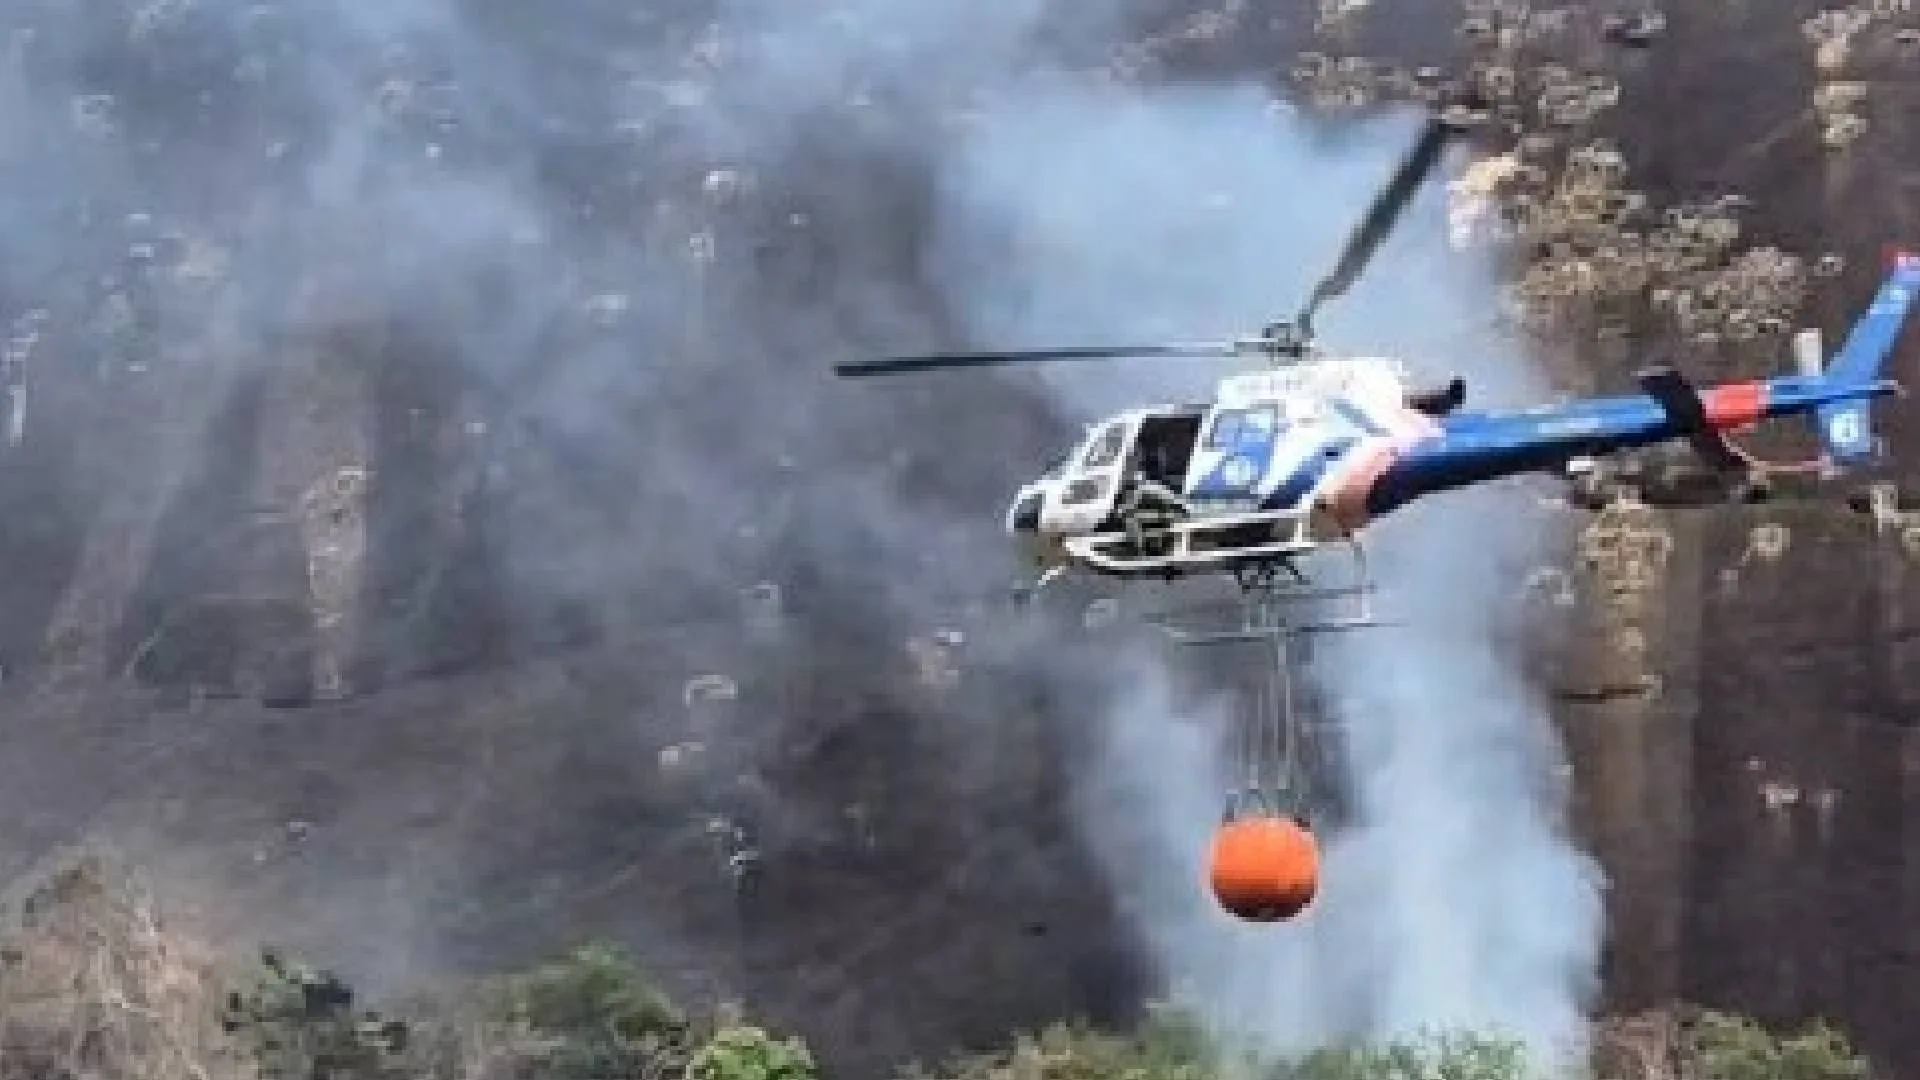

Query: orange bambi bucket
[1207,814,1320,922]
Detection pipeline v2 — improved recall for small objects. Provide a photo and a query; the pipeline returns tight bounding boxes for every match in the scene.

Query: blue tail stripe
[1357,258,1919,514]
[1812,256,1917,463]
[1826,257,1918,385]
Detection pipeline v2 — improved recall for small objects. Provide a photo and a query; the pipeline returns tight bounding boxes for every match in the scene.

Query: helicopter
[834,110,1917,601]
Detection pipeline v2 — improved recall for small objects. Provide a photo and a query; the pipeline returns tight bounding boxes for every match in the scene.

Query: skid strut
[1233,591,1311,823]
[1149,544,1388,826]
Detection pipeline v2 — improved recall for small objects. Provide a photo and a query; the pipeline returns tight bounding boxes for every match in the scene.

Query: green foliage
[492,940,686,1042]
[1280,1033,1535,1080]
[939,1019,1219,1080]
[221,948,417,1080]
[206,943,1875,1080]
[483,940,696,1080]
[1682,1011,1869,1080]
[943,1008,1540,1080]
[689,1023,819,1080]
[1131,1005,1224,1078]
[934,1007,1877,1080]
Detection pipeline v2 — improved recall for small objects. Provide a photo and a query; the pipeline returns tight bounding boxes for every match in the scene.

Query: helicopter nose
[1007,489,1044,534]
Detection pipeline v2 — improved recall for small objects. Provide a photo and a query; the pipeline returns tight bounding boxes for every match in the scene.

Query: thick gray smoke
[1,0,1601,1069]
[0,0,1127,622]
[928,84,1605,1069]
[0,0,1111,997]
[0,0,1161,1058]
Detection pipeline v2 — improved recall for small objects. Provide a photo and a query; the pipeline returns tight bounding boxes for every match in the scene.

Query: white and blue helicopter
[836,114,1916,601]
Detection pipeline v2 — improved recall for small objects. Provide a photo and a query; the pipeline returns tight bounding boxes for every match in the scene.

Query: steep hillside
[2,0,1919,1077]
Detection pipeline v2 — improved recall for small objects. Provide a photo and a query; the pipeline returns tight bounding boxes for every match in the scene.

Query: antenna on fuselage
[1793,327,1825,377]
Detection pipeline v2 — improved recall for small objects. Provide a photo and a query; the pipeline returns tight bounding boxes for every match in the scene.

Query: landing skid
[1147,546,1386,643]
[1014,510,1369,604]
[1062,507,1318,578]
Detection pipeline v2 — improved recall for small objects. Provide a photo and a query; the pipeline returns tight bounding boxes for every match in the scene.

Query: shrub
[689,1023,819,1080]
[937,1020,1217,1080]
[935,1007,1875,1080]
[1281,1033,1535,1080]
[1681,1010,1868,1080]
[221,949,417,1080]
[0,852,1881,1080]
[478,940,698,1080]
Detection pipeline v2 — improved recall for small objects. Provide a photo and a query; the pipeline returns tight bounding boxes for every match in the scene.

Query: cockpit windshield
[1080,421,1129,469]
[1203,404,1283,451]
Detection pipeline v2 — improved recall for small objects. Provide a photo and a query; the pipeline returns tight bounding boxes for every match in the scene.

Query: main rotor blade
[1295,115,1459,329]
[833,342,1238,377]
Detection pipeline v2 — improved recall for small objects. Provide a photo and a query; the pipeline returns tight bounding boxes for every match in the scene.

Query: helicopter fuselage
[1007,254,1917,582]
[1005,356,1462,570]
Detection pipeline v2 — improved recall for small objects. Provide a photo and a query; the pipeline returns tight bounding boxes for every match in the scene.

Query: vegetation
[0,855,1875,1080]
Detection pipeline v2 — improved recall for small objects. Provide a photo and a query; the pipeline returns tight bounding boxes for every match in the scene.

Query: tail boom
[1341,251,1917,520]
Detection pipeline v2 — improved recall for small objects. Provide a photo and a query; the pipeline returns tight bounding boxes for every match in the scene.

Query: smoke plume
[928,82,1605,1068]
[1,0,1602,1070]
[0,0,1153,1063]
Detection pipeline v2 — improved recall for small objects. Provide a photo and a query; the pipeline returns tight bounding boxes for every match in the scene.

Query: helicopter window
[1081,422,1129,470]
[1204,405,1282,451]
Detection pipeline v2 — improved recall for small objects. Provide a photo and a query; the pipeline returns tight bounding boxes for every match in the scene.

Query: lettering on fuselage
[1532,415,1604,438]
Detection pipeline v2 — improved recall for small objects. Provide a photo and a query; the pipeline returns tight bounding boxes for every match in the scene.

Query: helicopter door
[1045,417,1133,534]
[1188,403,1282,504]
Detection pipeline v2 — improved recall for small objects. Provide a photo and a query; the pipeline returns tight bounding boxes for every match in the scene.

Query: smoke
[0,0,1152,1058]
[0,0,1128,720]
[0,0,1104,553]
[928,81,1605,1069]
[1304,148,1605,1075]
[0,0,1602,1069]
[1313,496,1606,1068]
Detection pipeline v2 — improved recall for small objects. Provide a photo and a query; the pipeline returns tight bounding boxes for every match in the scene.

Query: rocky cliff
[2,0,1919,1077]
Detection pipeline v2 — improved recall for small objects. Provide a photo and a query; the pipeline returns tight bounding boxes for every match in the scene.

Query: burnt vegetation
[1,0,1919,1078]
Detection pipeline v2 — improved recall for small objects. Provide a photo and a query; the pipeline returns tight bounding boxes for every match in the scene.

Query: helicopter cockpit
[1006,406,1208,540]
[1204,402,1285,445]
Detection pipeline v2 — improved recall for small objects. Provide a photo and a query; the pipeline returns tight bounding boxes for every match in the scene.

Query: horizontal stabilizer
[1635,365,1748,472]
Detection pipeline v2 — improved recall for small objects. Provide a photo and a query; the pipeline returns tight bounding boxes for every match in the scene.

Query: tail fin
[1812,250,1919,464]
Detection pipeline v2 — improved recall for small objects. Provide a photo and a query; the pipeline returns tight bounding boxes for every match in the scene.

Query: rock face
[1530,3,1920,1071]
[3,0,1920,1077]
[1554,496,1920,1068]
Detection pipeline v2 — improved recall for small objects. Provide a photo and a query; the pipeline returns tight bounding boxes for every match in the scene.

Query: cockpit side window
[1081,421,1128,469]
[1203,404,1282,451]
